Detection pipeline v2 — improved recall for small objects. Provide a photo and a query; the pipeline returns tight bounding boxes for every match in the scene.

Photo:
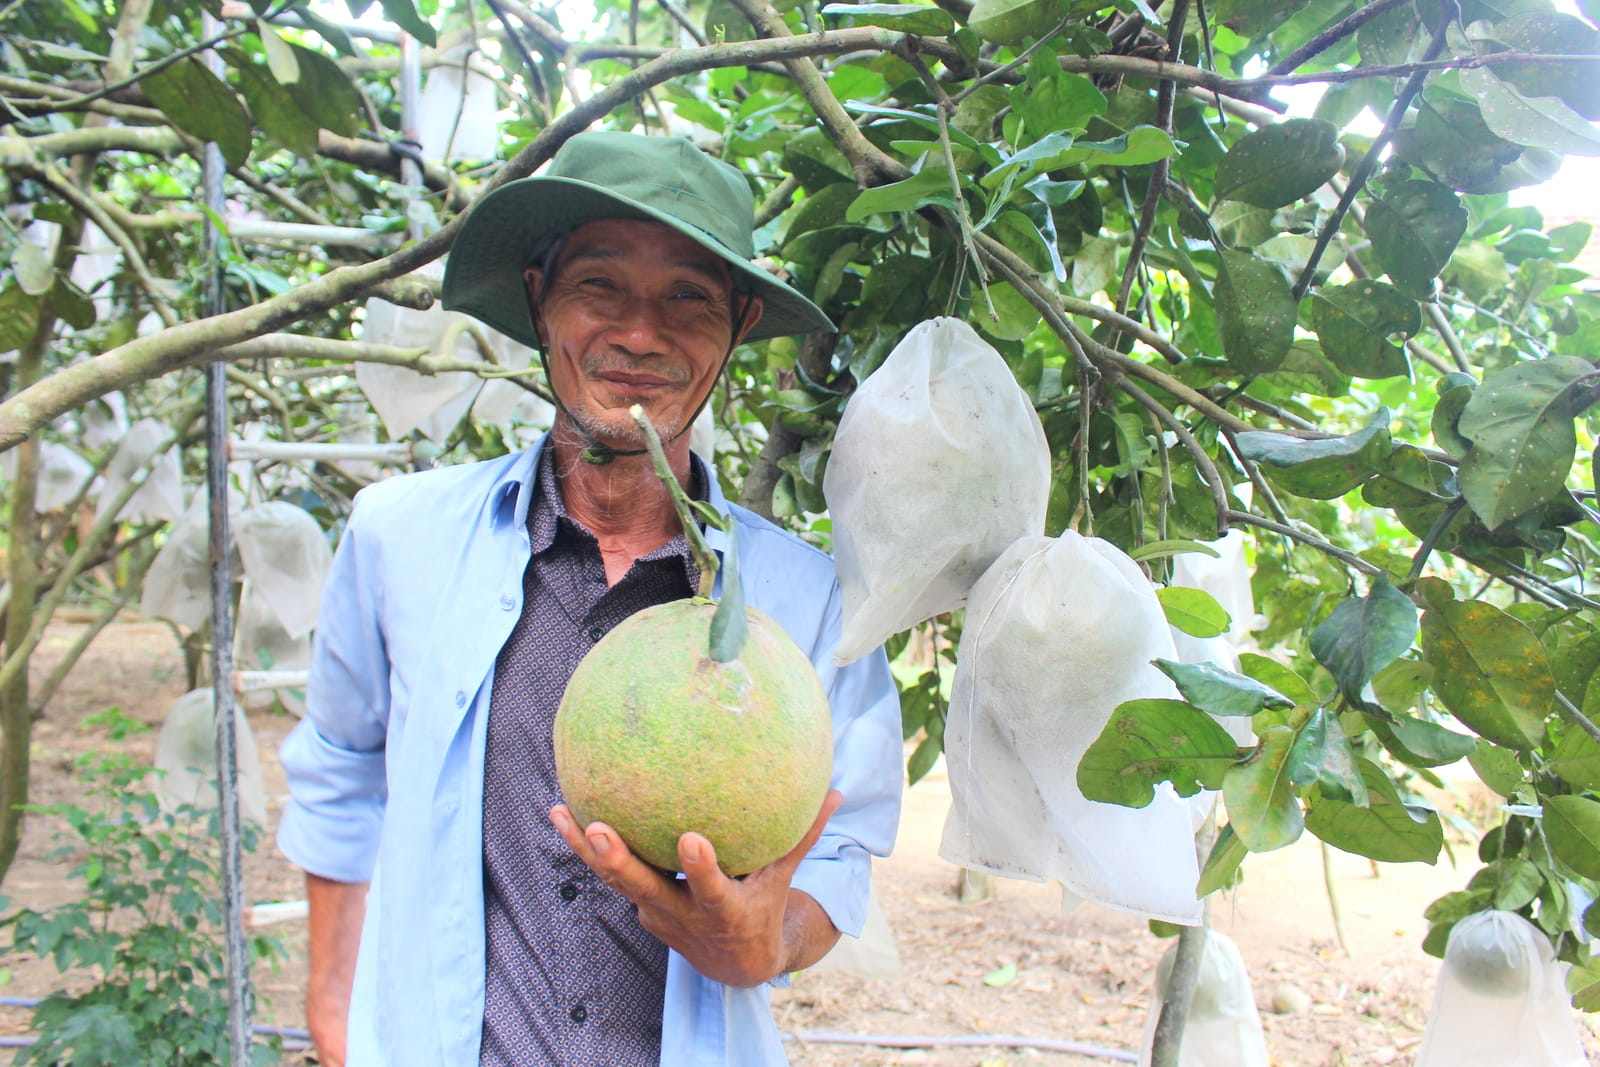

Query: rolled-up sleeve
[789,583,903,941]
[276,498,392,884]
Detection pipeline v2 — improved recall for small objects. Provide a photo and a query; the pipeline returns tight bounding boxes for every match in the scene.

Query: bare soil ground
[7,620,1600,1066]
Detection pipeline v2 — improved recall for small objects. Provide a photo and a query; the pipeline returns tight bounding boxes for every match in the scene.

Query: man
[276,130,903,1066]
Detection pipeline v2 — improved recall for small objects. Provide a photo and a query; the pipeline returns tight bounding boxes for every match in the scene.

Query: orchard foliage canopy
[2,0,1600,1012]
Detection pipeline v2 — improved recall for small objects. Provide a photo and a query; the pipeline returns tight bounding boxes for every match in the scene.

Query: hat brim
[441,175,834,347]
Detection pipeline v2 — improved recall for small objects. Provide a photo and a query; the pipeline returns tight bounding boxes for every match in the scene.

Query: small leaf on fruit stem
[708,526,747,664]
[1153,658,1295,717]
[1157,587,1231,638]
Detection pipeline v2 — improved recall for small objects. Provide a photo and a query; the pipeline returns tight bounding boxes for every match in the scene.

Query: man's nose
[603,297,672,354]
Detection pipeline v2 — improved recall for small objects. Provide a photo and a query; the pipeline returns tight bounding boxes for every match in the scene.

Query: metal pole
[201,13,253,1067]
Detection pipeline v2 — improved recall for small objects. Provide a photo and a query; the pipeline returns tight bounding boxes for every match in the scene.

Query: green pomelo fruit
[554,599,834,876]
[1447,915,1532,998]
[968,0,1067,47]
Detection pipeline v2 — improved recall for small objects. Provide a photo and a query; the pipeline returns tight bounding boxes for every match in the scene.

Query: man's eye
[579,277,616,290]
[673,289,710,301]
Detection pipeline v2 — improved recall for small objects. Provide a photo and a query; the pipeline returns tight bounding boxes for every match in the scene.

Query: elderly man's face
[524,218,763,452]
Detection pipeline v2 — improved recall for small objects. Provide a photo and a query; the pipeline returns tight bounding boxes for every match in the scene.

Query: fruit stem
[630,405,719,601]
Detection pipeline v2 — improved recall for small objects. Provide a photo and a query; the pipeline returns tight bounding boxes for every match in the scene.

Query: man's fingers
[677,831,734,908]
[549,805,669,905]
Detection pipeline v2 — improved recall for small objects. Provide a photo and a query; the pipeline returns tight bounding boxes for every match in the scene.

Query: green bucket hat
[441,131,834,346]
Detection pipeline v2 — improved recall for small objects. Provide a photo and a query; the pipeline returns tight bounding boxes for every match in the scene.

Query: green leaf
[1368,713,1478,768]
[1196,824,1248,896]
[1011,69,1106,141]
[1233,407,1392,499]
[377,0,437,46]
[1489,11,1600,120]
[294,8,359,55]
[846,167,960,221]
[1468,743,1525,796]
[1213,118,1344,209]
[1304,757,1443,863]
[1460,66,1600,156]
[1237,652,1317,707]
[230,54,321,157]
[1309,579,1419,704]
[1214,250,1296,375]
[1543,795,1600,880]
[1549,730,1600,791]
[1214,0,1311,38]
[1223,726,1304,852]
[1077,699,1241,807]
[1457,356,1596,530]
[1366,181,1468,299]
[11,241,54,296]
[1312,281,1419,380]
[1431,379,1475,459]
[907,732,941,785]
[1420,600,1553,751]
[1157,586,1231,639]
[1154,658,1295,717]
[284,44,365,139]
[820,2,956,33]
[1288,707,1367,803]
[974,281,1042,341]
[1468,858,1544,911]
[139,56,251,168]
[256,19,300,84]
[1127,539,1221,564]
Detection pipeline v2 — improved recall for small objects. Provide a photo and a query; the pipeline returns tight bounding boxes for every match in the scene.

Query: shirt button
[499,594,515,610]
[454,690,466,707]
[588,626,603,642]
[570,1004,587,1024]
[559,882,578,902]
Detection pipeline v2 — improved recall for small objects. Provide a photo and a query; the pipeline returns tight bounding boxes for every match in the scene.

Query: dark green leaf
[1309,579,1419,704]
[294,7,359,55]
[1214,250,1296,375]
[907,732,941,784]
[1548,730,1600,791]
[1196,824,1248,896]
[1233,407,1392,499]
[1237,652,1318,707]
[1213,118,1344,209]
[0,284,42,351]
[1431,379,1475,459]
[1468,858,1544,911]
[820,2,956,33]
[1213,0,1312,38]
[1544,795,1600,880]
[1157,586,1231,639]
[1304,757,1443,863]
[1312,281,1418,380]
[1077,699,1241,807]
[377,0,436,46]
[1457,355,1596,530]
[1154,658,1295,717]
[284,44,364,139]
[230,55,321,157]
[1366,181,1468,299]
[1011,69,1105,141]
[1223,726,1304,852]
[139,56,251,168]
[1420,599,1553,751]
[1468,743,1525,796]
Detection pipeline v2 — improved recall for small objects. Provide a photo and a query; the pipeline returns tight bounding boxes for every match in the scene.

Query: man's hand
[550,789,844,988]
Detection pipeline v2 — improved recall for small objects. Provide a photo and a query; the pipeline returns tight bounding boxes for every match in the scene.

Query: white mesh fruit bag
[153,689,267,828]
[234,501,332,640]
[1415,909,1587,1066]
[823,317,1050,666]
[1138,931,1269,1067]
[939,531,1204,924]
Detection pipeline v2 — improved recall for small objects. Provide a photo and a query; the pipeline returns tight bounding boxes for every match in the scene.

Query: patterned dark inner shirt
[480,446,703,1066]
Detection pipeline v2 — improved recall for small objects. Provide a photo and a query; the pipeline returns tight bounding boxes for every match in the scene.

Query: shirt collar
[492,434,732,557]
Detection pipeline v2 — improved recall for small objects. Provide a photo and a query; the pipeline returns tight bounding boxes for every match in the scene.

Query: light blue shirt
[277,436,903,1066]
